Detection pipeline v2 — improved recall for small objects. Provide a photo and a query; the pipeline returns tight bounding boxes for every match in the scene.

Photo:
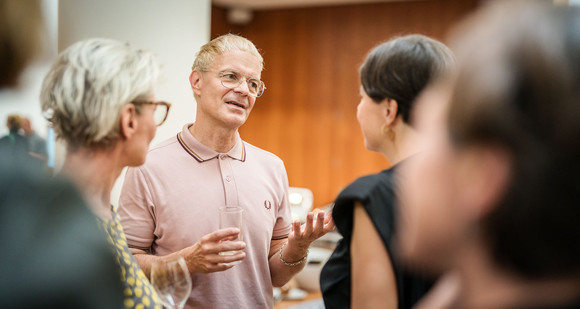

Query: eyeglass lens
[153,104,168,126]
[220,72,264,97]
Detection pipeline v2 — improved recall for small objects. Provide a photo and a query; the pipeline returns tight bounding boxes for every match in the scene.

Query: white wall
[58,0,211,206]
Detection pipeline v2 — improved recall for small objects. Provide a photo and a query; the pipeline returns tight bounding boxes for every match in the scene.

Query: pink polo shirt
[119,124,292,309]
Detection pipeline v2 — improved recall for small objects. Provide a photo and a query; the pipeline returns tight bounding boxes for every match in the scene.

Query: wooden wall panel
[212,0,479,207]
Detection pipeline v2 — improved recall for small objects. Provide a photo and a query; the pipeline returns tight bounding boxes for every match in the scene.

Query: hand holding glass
[219,206,244,264]
[150,256,192,309]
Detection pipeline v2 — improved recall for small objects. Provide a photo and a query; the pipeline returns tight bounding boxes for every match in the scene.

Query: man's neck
[189,120,239,153]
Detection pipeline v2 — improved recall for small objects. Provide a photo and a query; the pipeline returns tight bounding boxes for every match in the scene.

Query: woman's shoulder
[337,167,397,202]
[332,167,397,219]
[331,167,399,238]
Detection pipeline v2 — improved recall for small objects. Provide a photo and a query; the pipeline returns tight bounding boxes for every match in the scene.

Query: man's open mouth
[226,101,245,109]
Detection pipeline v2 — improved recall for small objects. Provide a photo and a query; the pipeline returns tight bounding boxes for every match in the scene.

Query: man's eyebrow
[221,69,259,80]
[219,69,238,74]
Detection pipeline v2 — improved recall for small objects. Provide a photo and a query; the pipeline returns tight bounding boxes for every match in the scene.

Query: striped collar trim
[177,132,207,162]
[177,131,247,163]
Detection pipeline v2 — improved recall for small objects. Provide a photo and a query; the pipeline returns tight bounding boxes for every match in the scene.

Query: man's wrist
[279,242,308,266]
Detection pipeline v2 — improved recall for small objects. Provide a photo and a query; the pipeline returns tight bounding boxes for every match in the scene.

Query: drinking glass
[150,256,192,309]
[219,206,244,263]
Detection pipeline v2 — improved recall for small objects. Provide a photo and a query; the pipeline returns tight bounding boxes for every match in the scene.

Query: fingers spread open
[293,219,302,237]
[304,212,314,236]
[314,211,325,232]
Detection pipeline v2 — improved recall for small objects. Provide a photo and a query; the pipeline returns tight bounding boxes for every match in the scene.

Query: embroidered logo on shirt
[264,200,272,210]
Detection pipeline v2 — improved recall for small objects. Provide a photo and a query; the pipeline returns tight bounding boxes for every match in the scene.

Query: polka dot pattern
[100,206,162,309]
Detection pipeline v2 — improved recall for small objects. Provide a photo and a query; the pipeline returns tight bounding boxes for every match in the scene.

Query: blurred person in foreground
[319,34,454,309]
[0,1,123,308]
[41,38,169,309]
[119,33,335,309]
[398,1,580,308]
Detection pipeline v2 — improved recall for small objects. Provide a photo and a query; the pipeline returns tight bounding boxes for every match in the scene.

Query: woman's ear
[383,98,399,126]
[456,146,513,220]
[189,70,202,96]
[120,104,137,139]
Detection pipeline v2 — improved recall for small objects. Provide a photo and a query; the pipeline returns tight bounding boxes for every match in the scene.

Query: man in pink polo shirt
[119,34,335,309]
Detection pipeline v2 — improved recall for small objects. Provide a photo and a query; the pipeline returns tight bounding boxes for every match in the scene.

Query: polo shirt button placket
[218,153,237,205]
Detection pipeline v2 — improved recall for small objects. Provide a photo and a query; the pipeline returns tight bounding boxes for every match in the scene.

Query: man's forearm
[268,240,308,287]
[268,211,335,287]
[130,247,187,278]
[129,248,161,278]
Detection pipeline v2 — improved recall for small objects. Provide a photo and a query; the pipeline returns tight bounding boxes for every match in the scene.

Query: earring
[382,124,395,142]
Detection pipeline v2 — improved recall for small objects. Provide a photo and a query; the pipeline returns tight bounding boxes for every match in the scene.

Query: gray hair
[192,34,263,72]
[41,38,159,151]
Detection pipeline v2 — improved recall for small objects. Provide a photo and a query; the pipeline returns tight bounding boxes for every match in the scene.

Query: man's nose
[233,79,251,96]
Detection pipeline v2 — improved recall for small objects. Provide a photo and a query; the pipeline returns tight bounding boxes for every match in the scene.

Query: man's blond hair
[192,34,263,72]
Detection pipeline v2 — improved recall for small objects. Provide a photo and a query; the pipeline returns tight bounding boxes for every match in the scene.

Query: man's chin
[129,158,146,167]
[222,115,248,129]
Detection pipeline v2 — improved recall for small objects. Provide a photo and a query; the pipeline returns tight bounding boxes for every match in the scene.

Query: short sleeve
[332,170,397,248]
[272,161,292,240]
[119,166,157,249]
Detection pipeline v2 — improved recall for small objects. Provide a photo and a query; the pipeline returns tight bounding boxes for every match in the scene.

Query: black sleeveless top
[320,164,434,309]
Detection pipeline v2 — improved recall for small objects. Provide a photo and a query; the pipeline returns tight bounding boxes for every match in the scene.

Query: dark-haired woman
[319,34,454,309]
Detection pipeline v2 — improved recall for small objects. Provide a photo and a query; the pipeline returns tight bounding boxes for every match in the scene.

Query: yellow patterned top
[99,206,162,309]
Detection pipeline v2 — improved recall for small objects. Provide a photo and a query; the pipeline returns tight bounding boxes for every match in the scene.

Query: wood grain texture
[212,0,479,207]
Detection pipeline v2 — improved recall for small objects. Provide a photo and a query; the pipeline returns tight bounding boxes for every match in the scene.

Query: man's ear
[120,104,137,140]
[383,98,399,127]
[189,70,202,96]
[456,146,513,220]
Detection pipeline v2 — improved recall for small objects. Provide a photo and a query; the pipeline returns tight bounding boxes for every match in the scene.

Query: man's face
[191,49,262,130]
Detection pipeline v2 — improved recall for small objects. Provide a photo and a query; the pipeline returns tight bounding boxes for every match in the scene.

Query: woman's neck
[380,121,420,165]
[62,146,124,219]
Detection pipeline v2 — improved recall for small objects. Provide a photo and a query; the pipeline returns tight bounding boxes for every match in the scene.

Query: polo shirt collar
[177,123,246,163]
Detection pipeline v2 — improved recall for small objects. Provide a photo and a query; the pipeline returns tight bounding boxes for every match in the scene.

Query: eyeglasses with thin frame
[131,101,171,126]
[216,70,266,97]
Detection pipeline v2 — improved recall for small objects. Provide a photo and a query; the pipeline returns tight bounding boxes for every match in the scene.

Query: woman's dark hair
[447,1,580,279]
[360,34,454,124]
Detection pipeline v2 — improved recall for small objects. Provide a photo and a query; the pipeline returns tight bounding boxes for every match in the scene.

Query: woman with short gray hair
[41,38,170,309]
[42,38,166,151]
